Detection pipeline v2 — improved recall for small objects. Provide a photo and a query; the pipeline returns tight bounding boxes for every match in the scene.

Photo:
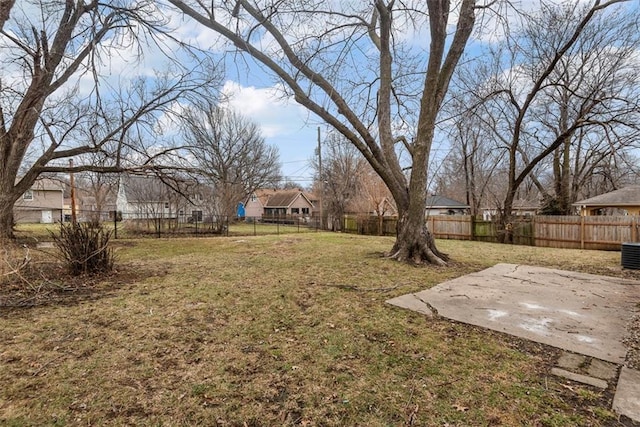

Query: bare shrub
[0,243,31,285]
[51,222,115,276]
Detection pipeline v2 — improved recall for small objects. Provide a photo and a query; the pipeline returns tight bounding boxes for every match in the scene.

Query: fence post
[580,216,585,250]
[113,211,118,239]
[531,215,535,246]
[633,216,638,242]
[470,215,475,241]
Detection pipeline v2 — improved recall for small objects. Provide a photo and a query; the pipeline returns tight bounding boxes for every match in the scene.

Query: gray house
[14,179,64,224]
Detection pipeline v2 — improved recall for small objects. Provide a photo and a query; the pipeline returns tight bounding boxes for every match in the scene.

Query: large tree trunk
[391,211,449,265]
[0,187,17,240]
[498,189,516,244]
[387,121,448,265]
[166,0,475,265]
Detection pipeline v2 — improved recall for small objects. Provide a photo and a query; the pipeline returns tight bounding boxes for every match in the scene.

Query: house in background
[244,189,271,218]
[244,189,315,220]
[345,196,397,217]
[64,180,118,222]
[573,186,640,216]
[116,175,207,222]
[425,195,470,216]
[481,199,540,220]
[13,179,64,224]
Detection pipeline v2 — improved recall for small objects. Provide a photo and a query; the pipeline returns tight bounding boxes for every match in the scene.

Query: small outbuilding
[573,186,640,216]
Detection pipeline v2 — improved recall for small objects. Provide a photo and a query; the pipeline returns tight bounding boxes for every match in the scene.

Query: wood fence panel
[427,215,472,240]
[534,216,581,249]
[473,220,498,243]
[382,217,397,236]
[583,216,634,250]
[513,218,535,246]
[343,215,357,234]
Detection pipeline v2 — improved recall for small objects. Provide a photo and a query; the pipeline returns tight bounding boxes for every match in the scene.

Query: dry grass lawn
[1,233,637,426]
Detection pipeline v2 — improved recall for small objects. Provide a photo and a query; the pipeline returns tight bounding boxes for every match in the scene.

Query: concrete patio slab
[613,367,640,422]
[386,263,640,422]
[387,263,639,363]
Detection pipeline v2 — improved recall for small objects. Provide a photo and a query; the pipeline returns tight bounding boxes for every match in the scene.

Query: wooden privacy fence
[534,215,640,250]
[343,214,640,250]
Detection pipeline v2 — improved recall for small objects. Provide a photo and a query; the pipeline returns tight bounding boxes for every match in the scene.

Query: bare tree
[179,103,281,226]
[74,171,119,221]
[164,0,481,264]
[313,133,363,231]
[354,162,396,235]
[0,0,14,30]
[0,1,219,240]
[436,92,506,216]
[536,10,640,213]
[457,0,639,240]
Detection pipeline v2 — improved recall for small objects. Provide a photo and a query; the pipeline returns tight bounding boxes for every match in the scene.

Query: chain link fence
[24,209,325,239]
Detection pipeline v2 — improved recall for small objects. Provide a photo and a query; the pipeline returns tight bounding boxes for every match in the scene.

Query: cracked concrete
[386,263,640,422]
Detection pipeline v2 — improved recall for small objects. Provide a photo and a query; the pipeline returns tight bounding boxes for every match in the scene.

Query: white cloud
[220,80,310,138]
[220,80,318,182]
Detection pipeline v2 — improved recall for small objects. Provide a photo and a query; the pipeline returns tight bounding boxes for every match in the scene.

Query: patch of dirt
[624,313,640,370]
[435,319,640,426]
[0,260,161,312]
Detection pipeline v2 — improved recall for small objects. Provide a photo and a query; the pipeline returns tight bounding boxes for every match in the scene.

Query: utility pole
[69,158,77,224]
[317,127,323,230]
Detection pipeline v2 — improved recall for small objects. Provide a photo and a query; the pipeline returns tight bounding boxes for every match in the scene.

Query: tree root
[386,218,449,265]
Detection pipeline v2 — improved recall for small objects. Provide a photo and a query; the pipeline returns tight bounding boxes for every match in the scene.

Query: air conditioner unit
[621,242,640,270]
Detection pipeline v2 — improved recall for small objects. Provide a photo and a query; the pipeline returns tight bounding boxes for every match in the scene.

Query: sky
[162,1,545,187]
[5,1,637,189]
[219,81,319,185]
[207,0,638,189]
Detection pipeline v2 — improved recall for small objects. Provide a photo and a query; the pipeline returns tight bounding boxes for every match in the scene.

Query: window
[23,190,33,201]
[291,208,300,214]
[192,210,203,221]
[302,208,309,214]
[251,194,257,202]
[164,202,169,209]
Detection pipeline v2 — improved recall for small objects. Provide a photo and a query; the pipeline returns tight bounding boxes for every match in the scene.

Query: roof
[264,190,313,208]
[251,189,276,207]
[573,186,640,207]
[30,178,64,192]
[426,195,469,209]
[249,189,315,208]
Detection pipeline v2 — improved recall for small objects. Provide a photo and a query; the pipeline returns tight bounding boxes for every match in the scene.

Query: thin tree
[165,0,480,265]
